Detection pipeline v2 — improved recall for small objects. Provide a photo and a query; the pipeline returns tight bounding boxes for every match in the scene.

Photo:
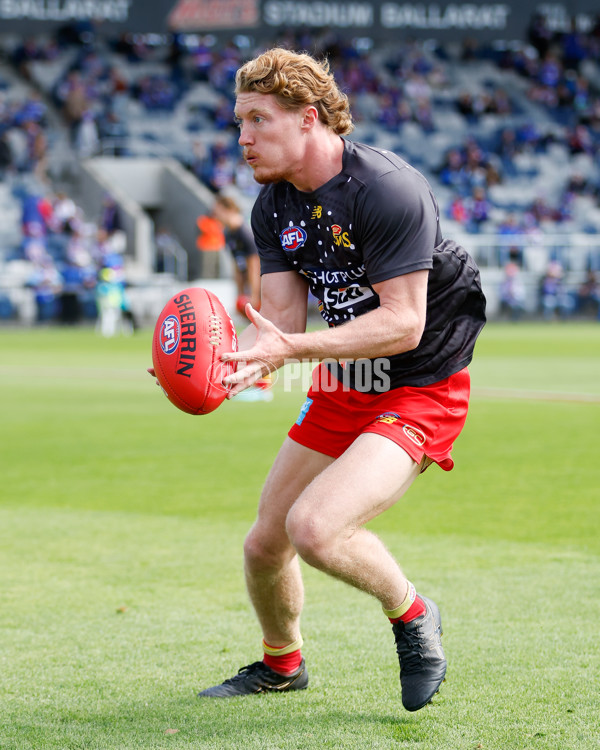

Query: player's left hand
[221,303,289,397]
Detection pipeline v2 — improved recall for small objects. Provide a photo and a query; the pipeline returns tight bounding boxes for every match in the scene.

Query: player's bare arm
[223,269,428,390]
[226,270,309,394]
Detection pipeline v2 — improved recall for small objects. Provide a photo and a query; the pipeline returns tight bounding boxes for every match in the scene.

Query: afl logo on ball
[160,314,180,355]
[280,226,307,252]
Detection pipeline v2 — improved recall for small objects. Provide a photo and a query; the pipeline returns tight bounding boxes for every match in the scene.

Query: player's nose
[238,123,253,146]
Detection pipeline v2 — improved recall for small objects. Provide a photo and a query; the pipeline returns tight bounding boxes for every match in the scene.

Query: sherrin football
[152,287,238,415]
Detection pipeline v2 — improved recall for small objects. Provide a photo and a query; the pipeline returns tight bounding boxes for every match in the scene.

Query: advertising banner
[0,0,598,42]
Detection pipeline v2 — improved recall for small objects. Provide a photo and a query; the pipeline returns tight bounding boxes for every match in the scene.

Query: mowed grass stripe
[0,322,598,749]
[0,506,598,750]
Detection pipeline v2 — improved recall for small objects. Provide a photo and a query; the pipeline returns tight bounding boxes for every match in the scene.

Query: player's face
[235,93,307,185]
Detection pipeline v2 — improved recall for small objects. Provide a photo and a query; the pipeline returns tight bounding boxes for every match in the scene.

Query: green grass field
[0,322,599,750]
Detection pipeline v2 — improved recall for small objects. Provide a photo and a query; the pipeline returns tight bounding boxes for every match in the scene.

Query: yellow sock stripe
[382,582,416,619]
[262,636,303,657]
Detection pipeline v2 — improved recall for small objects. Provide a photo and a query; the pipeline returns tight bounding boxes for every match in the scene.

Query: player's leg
[285,432,446,711]
[285,432,419,607]
[197,437,334,697]
[243,437,334,646]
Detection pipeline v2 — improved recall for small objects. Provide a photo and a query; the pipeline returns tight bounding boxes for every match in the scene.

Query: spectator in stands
[574,270,600,318]
[567,124,595,155]
[499,260,527,320]
[207,153,236,192]
[56,70,89,140]
[377,93,404,132]
[74,109,100,158]
[0,132,14,176]
[4,14,600,320]
[438,148,467,192]
[189,38,215,81]
[154,226,178,274]
[497,215,524,267]
[447,194,469,226]
[212,193,261,313]
[413,97,435,132]
[21,193,48,239]
[58,259,87,324]
[526,197,558,226]
[213,96,236,131]
[528,12,554,58]
[195,205,226,277]
[96,266,129,337]
[11,37,43,78]
[465,187,492,232]
[540,261,573,319]
[27,258,62,322]
[51,192,78,232]
[562,19,588,71]
[65,228,93,268]
[99,194,121,235]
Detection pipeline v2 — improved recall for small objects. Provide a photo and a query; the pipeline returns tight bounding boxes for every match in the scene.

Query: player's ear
[301,105,319,131]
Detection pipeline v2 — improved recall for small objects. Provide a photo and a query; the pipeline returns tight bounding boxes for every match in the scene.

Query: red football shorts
[288,364,471,472]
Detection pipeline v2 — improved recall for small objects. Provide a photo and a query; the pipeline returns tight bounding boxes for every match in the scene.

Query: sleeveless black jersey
[251,139,486,391]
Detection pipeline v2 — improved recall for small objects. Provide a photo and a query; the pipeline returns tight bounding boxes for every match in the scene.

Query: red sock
[389,595,426,624]
[263,644,303,676]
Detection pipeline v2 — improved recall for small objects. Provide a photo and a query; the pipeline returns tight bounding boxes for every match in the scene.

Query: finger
[147,366,160,387]
[223,362,263,387]
[244,302,260,324]
[225,373,262,398]
[222,349,255,362]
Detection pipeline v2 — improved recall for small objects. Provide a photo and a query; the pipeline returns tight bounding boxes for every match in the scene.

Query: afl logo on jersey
[280,226,307,252]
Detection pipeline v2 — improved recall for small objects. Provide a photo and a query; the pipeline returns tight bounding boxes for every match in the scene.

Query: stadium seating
[0,19,599,323]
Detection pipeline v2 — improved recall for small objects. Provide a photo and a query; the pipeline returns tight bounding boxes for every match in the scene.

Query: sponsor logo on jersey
[403,424,426,447]
[301,266,365,285]
[280,226,307,252]
[295,396,313,425]
[160,314,180,355]
[375,411,401,425]
[331,224,352,248]
[375,415,426,446]
[323,284,375,310]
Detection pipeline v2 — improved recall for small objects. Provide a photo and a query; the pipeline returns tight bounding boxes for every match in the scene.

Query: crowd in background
[8,185,131,331]
[0,12,600,326]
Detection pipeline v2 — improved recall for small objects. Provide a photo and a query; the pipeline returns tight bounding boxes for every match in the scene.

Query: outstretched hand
[221,303,291,397]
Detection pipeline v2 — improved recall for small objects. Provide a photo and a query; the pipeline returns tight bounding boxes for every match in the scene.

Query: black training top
[251,138,486,391]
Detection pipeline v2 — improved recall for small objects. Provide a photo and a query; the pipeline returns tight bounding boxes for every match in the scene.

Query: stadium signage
[0,0,131,20]
[1,0,597,40]
[264,1,374,27]
[263,1,511,30]
[380,3,511,30]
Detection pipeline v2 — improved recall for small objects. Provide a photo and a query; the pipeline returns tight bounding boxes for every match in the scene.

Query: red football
[152,287,238,415]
